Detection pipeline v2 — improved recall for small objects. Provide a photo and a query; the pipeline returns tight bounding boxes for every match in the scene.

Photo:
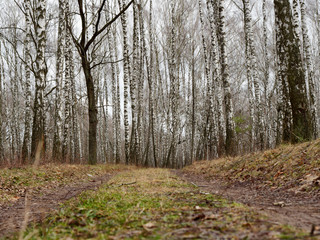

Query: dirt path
[0,173,114,237]
[176,171,320,233]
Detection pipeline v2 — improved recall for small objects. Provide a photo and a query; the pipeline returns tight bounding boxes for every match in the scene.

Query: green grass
[0,164,127,204]
[6,169,312,240]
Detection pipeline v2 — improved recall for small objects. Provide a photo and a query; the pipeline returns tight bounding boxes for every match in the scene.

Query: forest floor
[0,164,130,238]
[0,165,318,239]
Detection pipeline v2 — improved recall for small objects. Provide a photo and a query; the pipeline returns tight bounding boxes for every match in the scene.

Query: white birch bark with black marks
[207,0,225,155]
[62,5,72,161]
[22,0,32,163]
[242,0,264,150]
[31,0,47,159]
[53,0,65,161]
[130,1,139,164]
[216,0,236,155]
[262,0,272,148]
[118,0,131,164]
[300,0,318,138]
[148,0,157,167]
[108,23,120,163]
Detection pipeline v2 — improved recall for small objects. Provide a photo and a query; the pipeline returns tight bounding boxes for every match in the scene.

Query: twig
[191,182,209,188]
[115,181,137,187]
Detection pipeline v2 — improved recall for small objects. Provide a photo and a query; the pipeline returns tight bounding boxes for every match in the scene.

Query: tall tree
[299,0,318,139]
[52,0,65,161]
[274,0,312,143]
[216,0,236,155]
[22,0,33,163]
[68,0,133,164]
[118,0,131,164]
[31,0,47,159]
[242,0,264,150]
[207,0,225,155]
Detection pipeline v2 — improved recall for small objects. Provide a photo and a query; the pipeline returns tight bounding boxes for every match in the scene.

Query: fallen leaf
[273,201,285,207]
[143,222,157,231]
[195,206,202,210]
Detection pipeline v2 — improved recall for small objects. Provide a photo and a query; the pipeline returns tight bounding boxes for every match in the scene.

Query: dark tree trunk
[274,0,312,143]
[82,59,98,165]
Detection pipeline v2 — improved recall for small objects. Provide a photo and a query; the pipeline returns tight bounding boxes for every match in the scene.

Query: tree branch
[85,0,134,52]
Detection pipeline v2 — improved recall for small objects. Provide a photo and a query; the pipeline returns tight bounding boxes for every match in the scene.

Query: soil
[175,170,320,234]
[0,173,113,237]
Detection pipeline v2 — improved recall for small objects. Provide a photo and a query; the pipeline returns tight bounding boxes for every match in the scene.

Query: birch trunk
[22,0,32,163]
[274,0,312,143]
[148,0,157,167]
[216,0,236,155]
[62,10,72,161]
[242,0,264,150]
[53,0,65,161]
[118,0,131,164]
[31,0,47,159]
[130,1,139,164]
[300,0,318,139]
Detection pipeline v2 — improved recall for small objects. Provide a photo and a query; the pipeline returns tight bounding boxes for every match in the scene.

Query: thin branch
[85,0,134,52]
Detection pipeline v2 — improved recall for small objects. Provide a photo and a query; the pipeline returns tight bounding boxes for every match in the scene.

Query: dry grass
[184,139,320,191]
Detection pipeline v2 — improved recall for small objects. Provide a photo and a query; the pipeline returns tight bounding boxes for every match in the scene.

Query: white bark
[242,0,264,150]
[31,0,47,158]
[22,0,32,162]
[53,0,65,160]
[207,0,225,155]
[300,0,318,138]
[216,0,235,154]
[62,0,72,161]
[118,0,130,164]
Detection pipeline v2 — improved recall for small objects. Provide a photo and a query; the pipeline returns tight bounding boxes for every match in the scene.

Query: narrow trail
[0,173,114,237]
[176,170,320,233]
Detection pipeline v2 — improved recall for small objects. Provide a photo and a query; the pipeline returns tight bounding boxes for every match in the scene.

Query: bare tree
[68,0,133,164]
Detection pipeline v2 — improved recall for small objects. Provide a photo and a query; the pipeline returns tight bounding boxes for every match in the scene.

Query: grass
[184,139,320,192]
[0,164,129,204]
[7,169,313,239]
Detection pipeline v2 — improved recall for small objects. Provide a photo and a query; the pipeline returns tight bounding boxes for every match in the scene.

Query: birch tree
[299,0,318,139]
[21,0,32,162]
[216,0,236,155]
[207,0,225,155]
[31,0,47,159]
[52,0,65,161]
[242,0,264,150]
[274,0,312,143]
[118,0,131,164]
